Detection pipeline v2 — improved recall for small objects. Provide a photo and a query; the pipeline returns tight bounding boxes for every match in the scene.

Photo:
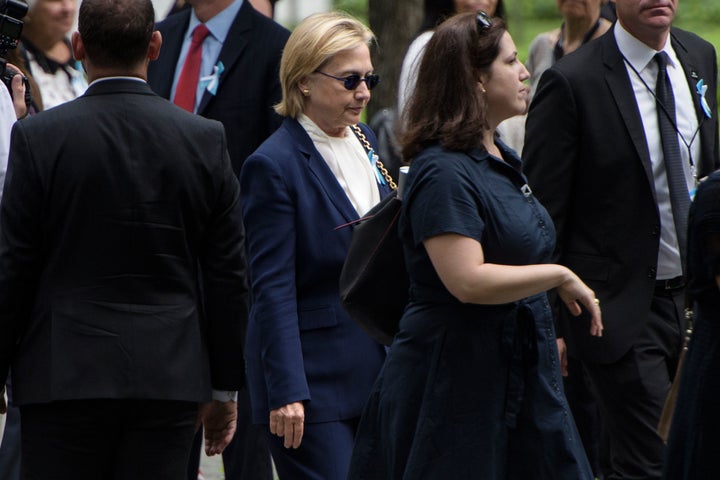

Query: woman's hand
[269,401,305,449]
[557,269,603,337]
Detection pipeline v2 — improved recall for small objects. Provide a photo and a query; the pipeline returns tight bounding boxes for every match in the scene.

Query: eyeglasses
[315,71,381,91]
[476,11,492,31]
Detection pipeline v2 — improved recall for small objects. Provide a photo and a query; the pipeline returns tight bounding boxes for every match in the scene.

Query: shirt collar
[463,141,523,174]
[614,21,676,73]
[297,113,351,143]
[88,76,146,87]
[187,0,243,44]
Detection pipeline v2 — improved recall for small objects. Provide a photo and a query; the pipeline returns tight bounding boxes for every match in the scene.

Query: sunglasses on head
[476,11,492,31]
[315,71,381,91]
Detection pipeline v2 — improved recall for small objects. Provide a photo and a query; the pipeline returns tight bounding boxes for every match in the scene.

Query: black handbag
[339,126,409,346]
[339,192,408,345]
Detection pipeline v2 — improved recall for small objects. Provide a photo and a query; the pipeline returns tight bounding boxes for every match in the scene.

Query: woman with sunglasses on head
[348,12,601,480]
[238,11,389,480]
[398,0,505,116]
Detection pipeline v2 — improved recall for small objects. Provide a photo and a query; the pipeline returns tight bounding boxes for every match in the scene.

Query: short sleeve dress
[663,171,720,480]
[348,142,592,479]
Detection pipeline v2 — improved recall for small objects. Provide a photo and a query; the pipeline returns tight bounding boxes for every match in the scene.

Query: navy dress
[348,142,592,479]
[663,172,720,480]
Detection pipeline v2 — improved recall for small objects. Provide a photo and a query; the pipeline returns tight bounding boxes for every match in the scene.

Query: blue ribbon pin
[696,79,712,119]
[368,149,386,185]
[200,61,225,96]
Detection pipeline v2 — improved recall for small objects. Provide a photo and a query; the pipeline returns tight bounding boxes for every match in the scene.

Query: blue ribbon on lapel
[200,61,225,96]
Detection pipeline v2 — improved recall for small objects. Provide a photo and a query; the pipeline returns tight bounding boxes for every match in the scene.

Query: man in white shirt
[522,0,719,478]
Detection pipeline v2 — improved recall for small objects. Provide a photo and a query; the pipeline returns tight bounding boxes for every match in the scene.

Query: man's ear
[148,31,162,61]
[71,31,85,61]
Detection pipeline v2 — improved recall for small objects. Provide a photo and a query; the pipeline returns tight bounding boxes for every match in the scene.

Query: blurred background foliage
[331,0,720,117]
[332,0,720,55]
[333,0,366,19]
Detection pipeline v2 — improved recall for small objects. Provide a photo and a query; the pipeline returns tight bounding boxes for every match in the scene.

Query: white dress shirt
[615,22,700,279]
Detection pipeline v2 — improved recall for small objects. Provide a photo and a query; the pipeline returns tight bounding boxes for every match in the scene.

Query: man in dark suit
[147,0,289,176]
[0,0,249,477]
[147,2,288,478]
[523,0,719,478]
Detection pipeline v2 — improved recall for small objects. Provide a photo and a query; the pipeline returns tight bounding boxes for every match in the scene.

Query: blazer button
[647,267,657,278]
[651,225,660,236]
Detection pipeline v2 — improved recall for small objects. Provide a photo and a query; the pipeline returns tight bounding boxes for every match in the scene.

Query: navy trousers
[268,418,359,480]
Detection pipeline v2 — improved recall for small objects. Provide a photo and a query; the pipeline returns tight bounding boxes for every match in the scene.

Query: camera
[0,0,25,57]
[0,0,30,106]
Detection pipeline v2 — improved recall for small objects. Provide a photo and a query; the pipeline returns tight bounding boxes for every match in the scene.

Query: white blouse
[298,114,380,216]
[26,50,87,110]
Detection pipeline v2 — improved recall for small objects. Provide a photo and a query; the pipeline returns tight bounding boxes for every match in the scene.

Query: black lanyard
[621,53,703,182]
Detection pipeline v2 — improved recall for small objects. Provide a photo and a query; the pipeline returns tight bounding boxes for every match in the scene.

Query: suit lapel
[377,181,393,198]
[353,125,394,198]
[285,119,359,225]
[601,34,658,201]
[197,0,253,114]
[671,30,716,178]
[151,11,191,98]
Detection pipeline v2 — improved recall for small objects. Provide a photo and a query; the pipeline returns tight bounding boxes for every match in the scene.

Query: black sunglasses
[476,11,493,31]
[315,71,381,91]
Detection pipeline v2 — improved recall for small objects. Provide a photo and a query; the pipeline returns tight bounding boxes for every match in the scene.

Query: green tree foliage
[333,0,367,19]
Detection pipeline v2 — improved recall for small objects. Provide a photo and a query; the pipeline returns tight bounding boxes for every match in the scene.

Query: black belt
[655,276,685,292]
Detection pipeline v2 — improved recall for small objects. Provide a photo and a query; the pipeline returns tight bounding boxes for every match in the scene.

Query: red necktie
[173,23,210,112]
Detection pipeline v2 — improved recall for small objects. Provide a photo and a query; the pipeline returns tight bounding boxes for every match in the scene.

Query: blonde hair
[275,11,375,118]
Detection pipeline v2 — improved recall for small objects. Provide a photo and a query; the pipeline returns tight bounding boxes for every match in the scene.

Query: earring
[302,89,310,97]
[480,86,487,94]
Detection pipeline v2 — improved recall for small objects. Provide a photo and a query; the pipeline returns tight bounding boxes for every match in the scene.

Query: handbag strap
[351,124,397,190]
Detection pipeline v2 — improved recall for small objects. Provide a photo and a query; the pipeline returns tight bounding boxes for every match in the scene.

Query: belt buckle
[658,276,684,290]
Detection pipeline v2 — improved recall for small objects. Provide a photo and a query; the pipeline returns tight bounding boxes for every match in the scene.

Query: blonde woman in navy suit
[239,12,389,480]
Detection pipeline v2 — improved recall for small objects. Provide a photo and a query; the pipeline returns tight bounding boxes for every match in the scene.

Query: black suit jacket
[0,79,249,405]
[147,0,289,176]
[523,28,719,364]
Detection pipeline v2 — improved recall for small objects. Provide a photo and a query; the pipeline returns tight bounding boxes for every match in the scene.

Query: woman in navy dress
[663,171,720,480]
[348,12,603,479]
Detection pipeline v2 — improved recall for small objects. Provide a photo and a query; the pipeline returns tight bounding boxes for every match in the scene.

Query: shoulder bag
[339,125,409,346]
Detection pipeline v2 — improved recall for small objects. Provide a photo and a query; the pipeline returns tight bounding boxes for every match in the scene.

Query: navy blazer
[523,28,719,364]
[0,80,249,405]
[239,118,390,424]
[147,0,289,176]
